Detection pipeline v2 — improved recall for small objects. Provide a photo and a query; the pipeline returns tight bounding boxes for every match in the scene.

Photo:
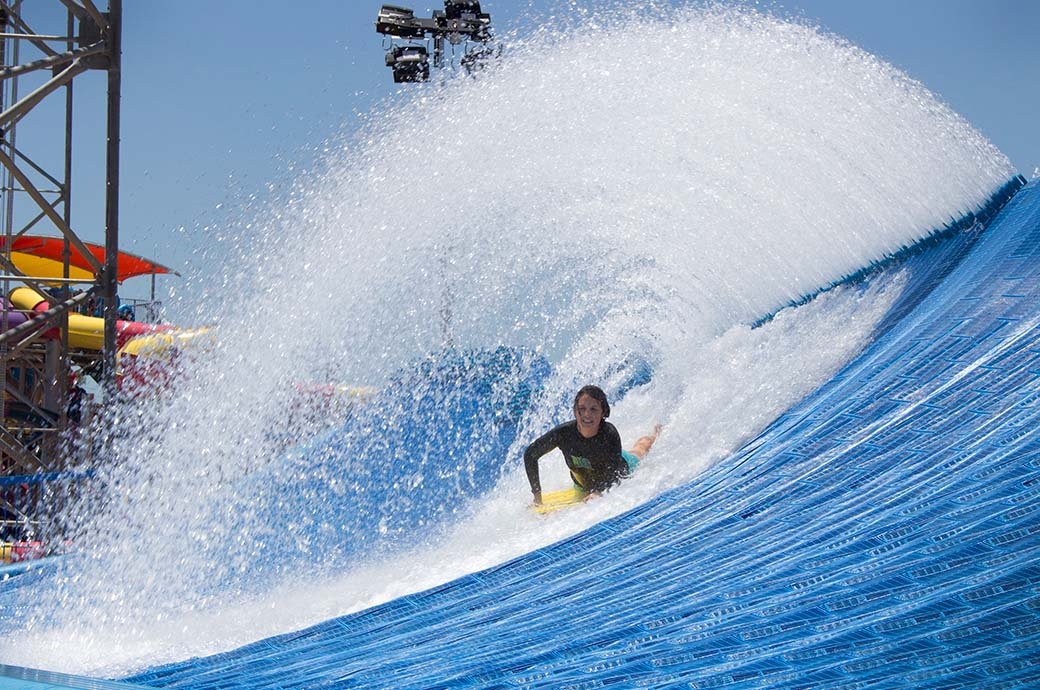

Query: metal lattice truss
[0,1,119,500]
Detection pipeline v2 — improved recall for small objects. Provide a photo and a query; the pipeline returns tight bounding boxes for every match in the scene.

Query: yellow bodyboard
[531,487,589,515]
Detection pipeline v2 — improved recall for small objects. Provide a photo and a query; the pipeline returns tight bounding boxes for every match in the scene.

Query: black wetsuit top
[524,420,628,494]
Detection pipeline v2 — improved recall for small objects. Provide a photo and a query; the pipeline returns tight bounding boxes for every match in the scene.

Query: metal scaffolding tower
[0,0,120,543]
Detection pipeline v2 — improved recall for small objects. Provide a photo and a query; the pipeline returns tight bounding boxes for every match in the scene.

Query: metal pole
[101,0,120,392]
[433,35,444,69]
[0,5,8,417]
[58,5,73,432]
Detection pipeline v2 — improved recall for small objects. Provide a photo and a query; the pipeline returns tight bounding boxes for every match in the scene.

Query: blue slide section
[229,346,551,586]
[115,178,1040,688]
[4,178,1038,688]
[0,664,153,690]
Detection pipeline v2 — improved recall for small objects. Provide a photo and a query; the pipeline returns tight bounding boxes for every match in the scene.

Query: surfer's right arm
[524,425,562,505]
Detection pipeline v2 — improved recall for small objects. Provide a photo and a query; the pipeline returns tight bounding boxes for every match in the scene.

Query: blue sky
[20,1,1040,301]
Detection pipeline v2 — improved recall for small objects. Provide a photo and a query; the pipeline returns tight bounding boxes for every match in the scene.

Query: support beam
[79,0,110,36]
[101,0,119,390]
[0,3,60,57]
[0,425,48,470]
[7,141,64,188]
[0,41,103,81]
[0,147,102,272]
[56,0,90,22]
[0,57,88,131]
[3,383,58,428]
[0,288,92,347]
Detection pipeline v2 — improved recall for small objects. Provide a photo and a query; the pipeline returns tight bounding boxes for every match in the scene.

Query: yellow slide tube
[10,286,105,350]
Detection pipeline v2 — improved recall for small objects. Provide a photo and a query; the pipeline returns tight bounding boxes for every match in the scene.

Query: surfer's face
[574,394,604,438]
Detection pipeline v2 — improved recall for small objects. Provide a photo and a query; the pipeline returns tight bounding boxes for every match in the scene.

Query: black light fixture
[385,44,430,83]
[375,5,425,39]
[375,2,493,82]
[441,1,491,42]
[444,1,482,20]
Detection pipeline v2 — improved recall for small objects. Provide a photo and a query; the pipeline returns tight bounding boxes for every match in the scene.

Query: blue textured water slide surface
[4,178,1040,689]
[0,664,153,690]
[112,179,1040,688]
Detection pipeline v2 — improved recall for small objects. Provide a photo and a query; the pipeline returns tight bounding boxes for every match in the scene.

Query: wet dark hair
[573,384,610,418]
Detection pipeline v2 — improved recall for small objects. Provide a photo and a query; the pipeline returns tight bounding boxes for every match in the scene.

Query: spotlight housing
[375,1,494,82]
[444,1,483,20]
[385,45,430,83]
[375,5,425,39]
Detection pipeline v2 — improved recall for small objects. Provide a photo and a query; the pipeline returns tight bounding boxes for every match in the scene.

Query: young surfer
[524,384,661,505]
